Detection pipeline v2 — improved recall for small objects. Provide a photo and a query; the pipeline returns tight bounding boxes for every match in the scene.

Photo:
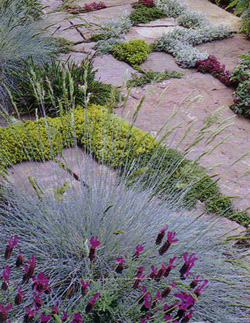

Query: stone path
[4,0,250,215]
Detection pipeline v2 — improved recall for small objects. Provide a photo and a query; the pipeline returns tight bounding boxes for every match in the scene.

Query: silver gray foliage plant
[177,10,207,29]
[153,24,231,67]
[155,0,187,18]
[94,38,123,55]
[94,13,131,54]
[103,12,131,38]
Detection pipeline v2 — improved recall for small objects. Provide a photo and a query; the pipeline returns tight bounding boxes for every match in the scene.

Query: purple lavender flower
[40,313,51,323]
[140,292,152,312]
[2,266,11,291]
[155,262,167,281]
[115,256,125,274]
[180,309,194,323]
[15,286,24,305]
[174,292,195,319]
[155,225,168,245]
[4,235,18,260]
[80,280,90,296]
[85,293,101,313]
[161,281,176,298]
[148,265,158,279]
[33,272,51,294]
[158,231,178,256]
[61,311,69,322]
[194,280,209,296]
[16,249,24,267]
[33,292,43,308]
[179,253,198,279]
[23,255,36,283]
[51,302,59,314]
[89,237,100,261]
[70,312,83,323]
[24,305,41,322]
[133,272,145,288]
[164,257,177,277]
[0,303,12,323]
[189,275,200,289]
[137,266,144,275]
[133,244,144,258]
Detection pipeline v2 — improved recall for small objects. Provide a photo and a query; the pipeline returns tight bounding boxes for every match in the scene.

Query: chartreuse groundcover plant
[0,101,250,322]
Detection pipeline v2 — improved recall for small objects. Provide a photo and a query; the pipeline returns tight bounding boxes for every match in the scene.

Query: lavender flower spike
[158,231,178,256]
[4,235,18,260]
[155,225,168,245]
[180,253,198,279]
[89,237,100,261]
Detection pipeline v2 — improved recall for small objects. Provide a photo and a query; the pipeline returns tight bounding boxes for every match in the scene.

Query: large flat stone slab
[128,26,178,40]
[93,54,138,86]
[3,147,117,195]
[141,52,185,73]
[182,0,241,31]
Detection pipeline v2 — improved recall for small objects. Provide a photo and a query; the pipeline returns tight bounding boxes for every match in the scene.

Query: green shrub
[129,4,166,24]
[11,57,121,116]
[227,0,250,38]
[230,79,250,116]
[112,40,151,68]
[230,51,250,116]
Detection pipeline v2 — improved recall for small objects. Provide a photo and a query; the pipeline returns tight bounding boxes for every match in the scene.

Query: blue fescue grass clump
[0,0,60,112]
[0,144,250,322]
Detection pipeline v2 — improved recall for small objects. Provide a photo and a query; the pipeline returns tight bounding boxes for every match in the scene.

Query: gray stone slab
[93,55,137,86]
[131,26,180,40]
[60,52,88,65]
[72,42,96,54]
[63,4,133,26]
[141,52,185,73]
[136,17,177,27]
[4,147,117,195]
[181,0,241,31]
